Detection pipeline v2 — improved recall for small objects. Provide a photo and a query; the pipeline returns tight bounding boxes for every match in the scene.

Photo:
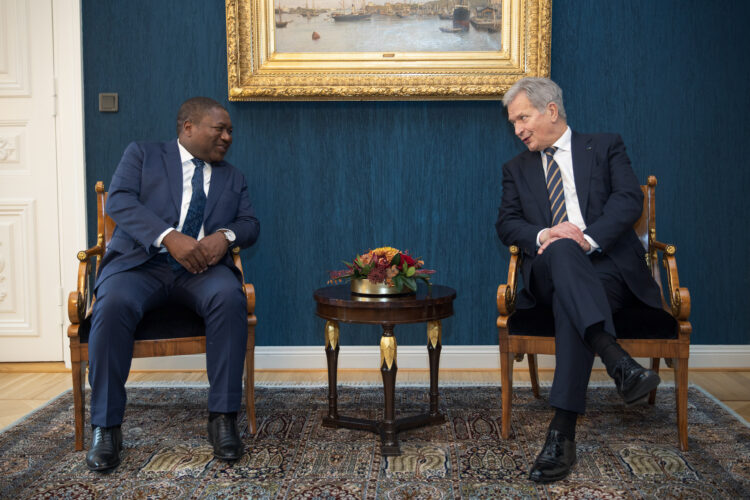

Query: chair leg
[500,349,514,439]
[648,357,660,405]
[528,354,540,398]
[674,357,689,451]
[72,360,86,451]
[244,323,257,435]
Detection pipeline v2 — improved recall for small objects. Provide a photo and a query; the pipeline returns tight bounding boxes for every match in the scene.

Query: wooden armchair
[497,176,692,450]
[67,181,257,451]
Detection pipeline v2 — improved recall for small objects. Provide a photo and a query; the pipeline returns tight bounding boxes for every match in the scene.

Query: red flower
[401,253,416,267]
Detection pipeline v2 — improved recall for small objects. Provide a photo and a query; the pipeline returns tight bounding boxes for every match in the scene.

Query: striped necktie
[544,147,568,226]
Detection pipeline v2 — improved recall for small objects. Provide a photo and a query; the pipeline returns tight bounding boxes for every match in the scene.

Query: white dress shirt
[153,140,213,248]
[536,126,599,253]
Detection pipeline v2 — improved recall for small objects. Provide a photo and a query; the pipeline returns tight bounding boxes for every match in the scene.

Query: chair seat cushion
[78,305,205,344]
[508,305,678,339]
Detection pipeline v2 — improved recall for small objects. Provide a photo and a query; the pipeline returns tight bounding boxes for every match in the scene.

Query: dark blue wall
[82,0,750,346]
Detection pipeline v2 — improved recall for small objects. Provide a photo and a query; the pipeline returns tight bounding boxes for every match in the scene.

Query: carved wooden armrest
[653,240,691,321]
[244,283,256,317]
[67,247,102,332]
[230,247,256,322]
[497,245,521,317]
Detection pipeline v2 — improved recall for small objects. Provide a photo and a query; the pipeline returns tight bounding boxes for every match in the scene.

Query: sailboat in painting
[332,0,371,21]
[276,3,289,28]
[300,0,320,18]
[439,4,469,33]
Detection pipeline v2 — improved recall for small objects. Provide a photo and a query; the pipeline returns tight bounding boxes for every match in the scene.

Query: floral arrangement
[328,246,435,292]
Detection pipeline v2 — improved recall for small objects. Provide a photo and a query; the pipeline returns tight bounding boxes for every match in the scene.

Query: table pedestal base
[322,413,445,456]
[323,320,445,456]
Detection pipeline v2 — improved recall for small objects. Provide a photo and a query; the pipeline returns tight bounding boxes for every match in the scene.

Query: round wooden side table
[313,283,456,456]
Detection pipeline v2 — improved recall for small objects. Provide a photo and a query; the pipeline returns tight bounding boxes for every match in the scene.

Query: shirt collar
[553,126,572,152]
[177,139,194,165]
[177,139,210,167]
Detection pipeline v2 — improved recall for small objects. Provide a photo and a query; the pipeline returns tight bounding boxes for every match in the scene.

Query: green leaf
[391,253,401,266]
[403,277,417,291]
[406,266,415,277]
[394,278,404,292]
[352,257,370,277]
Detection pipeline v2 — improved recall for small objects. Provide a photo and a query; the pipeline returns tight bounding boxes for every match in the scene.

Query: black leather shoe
[85,425,122,472]
[529,429,576,483]
[207,413,243,461]
[613,356,661,404]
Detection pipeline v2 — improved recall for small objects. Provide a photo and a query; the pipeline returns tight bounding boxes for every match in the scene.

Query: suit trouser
[87,255,248,427]
[526,239,637,414]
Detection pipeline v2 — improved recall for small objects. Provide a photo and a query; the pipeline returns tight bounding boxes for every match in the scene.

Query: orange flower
[386,265,399,279]
[370,246,400,262]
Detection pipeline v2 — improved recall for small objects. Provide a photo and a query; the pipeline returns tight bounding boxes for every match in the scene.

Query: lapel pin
[586,146,592,151]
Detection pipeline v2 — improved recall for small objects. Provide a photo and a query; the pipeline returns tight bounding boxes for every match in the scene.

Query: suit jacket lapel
[204,161,227,222]
[165,140,183,217]
[519,151,552,226]
[571,131,593,221]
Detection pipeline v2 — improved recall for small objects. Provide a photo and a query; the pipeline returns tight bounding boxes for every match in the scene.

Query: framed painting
[226,0,551,101]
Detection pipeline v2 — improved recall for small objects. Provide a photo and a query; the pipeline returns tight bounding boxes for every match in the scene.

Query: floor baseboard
[127,344,750,371]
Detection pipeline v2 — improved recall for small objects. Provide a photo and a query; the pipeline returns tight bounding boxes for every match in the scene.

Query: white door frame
[53,0,86,367]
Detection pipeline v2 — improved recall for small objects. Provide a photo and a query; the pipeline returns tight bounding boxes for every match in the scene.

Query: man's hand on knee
[163,231,210,273]
[549,222,584,241]
[538,222,591,254]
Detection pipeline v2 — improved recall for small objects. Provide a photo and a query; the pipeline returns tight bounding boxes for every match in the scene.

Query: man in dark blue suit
[85,97,259,472]
[496,78,662,483]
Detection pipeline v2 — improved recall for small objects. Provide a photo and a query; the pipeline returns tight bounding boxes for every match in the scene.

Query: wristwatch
[218,229,236,245]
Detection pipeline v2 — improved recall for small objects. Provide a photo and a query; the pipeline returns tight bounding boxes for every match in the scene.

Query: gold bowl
[350,278,415,296]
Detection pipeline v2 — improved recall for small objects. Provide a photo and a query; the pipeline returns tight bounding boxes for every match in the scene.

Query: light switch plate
[99,93,118,112]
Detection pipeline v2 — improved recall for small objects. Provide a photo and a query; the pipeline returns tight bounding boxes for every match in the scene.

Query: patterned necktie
[544,146,568,226]
[181,158,207,239]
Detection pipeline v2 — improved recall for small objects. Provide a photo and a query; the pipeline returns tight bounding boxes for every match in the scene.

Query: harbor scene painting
[274,0,502,53]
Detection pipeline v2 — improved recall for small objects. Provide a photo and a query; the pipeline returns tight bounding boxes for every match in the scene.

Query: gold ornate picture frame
[226,0,551,101]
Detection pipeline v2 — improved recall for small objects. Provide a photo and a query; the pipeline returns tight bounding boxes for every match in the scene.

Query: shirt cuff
[583,234,600,255]
[154,228,175,248]
[536,228,547,248]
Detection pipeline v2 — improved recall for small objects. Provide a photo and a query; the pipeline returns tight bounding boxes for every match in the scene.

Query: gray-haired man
[496,77,663,482]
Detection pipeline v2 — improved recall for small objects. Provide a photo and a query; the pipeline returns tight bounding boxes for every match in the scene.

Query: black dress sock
[585,323,629,377]
[549,408,578,441]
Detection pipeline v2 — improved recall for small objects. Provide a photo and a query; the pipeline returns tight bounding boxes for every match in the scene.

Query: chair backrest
[633,175,656,251]
[633,176,666,306]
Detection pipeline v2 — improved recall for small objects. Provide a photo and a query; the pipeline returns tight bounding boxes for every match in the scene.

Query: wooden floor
[1,362,748,430]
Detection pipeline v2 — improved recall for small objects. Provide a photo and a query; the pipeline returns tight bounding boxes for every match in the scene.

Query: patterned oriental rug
[1,385,748,499]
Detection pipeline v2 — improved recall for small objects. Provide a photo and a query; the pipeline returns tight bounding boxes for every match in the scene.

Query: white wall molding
[0,120,26,168]
[130,344,750,371]
[0,199,37,334]
[0,0,31,96]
